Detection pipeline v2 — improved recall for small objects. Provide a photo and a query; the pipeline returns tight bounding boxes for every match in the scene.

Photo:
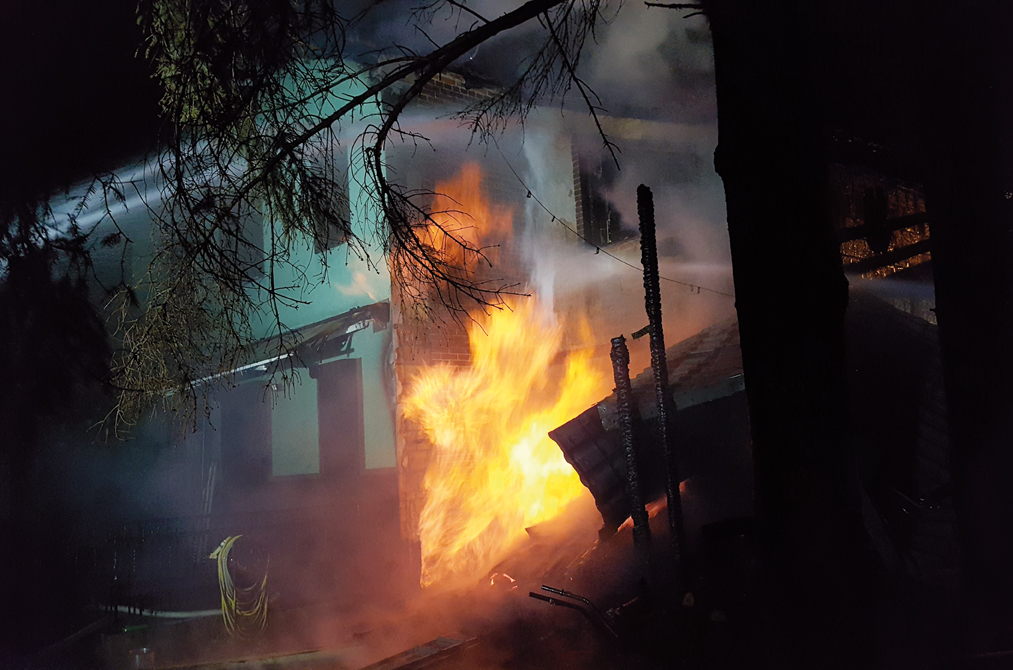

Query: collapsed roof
[549,318,746,531]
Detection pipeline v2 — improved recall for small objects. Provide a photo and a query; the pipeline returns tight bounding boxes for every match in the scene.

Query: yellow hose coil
[209,535,268,636]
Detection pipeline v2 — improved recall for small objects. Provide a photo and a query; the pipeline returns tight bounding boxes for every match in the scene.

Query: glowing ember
[489,573,517,589]
[402,164,607,588]
[405,300,605,587]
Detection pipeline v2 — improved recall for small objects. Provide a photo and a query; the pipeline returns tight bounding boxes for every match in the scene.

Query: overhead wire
[490,138,735,299]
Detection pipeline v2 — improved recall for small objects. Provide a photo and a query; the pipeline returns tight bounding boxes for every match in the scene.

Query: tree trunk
[707,1,872,664]
[924,1,1013,611]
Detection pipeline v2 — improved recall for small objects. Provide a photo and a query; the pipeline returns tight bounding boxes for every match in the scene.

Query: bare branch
[446,0,489,25]
[540,11,620,169]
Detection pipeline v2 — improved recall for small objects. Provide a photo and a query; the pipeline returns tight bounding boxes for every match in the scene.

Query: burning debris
[391,172,758,669]
[548,317,747,537]
[398,170,753,647]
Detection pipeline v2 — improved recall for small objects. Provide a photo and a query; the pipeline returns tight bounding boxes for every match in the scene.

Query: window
[313,358,365,480]
[220,358,366,487]
[573,151,631,248]
[220,382,272,488]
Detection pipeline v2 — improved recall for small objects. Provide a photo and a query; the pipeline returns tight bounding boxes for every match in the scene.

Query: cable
[491,138,735,299]
[209,535,269,637]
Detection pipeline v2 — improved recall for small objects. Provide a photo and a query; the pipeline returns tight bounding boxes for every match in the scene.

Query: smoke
[514,108,734,375]
[583,5,715,122]
[347,0,715,123]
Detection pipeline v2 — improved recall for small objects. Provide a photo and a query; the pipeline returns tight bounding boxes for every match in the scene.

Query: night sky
[0,0,161,204]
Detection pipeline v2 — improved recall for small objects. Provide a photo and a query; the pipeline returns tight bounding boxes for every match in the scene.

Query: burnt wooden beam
[637,184,686,584]
[610,335,651,548]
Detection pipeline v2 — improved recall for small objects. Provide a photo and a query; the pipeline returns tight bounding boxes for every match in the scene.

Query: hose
[209,535,269,636]
[109,606,221,619]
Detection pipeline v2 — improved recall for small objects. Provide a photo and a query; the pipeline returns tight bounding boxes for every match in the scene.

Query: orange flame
[405,301,604,587]
[402,164,607,588]
[421,162,512,271]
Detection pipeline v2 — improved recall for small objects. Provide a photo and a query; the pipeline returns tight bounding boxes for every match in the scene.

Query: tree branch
[541,10,620,170]
[230,0,566,214]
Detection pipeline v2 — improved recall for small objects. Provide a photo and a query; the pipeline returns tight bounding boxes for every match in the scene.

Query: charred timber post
[637,184,686,577]
[610,335,651,547]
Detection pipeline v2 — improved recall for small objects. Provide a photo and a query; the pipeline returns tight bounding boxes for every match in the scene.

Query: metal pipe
[610,335,651,547]
[107,605,221,619]
[540,585,618,637]
[637,184,686,580]
[529,592,620,639]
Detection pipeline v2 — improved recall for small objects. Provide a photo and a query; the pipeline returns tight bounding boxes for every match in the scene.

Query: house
[38,69,408,612]
[35,66,733,619]
[42,150,407,613]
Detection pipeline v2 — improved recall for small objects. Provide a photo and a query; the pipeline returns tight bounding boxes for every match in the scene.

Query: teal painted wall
[249,65,391,337]
[248,145,391,337]
[244,68,396,472]
[70,65,398,480]
[353,326,396,469]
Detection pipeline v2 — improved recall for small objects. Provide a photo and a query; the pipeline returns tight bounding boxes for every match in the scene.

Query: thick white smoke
[347,0,715,122]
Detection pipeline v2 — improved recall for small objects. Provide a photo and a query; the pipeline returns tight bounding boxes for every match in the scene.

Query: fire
[405,300,605,587]
[421,162,512,271]
[402,163,607,588]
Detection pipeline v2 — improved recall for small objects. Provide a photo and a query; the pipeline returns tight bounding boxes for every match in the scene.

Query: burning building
[8,1,1013,667]
[24,55,964,670]
[31,61,733,649]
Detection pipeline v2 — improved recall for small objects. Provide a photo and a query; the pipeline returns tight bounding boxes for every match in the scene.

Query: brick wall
[415,71,501,108]
[572,141,588,242]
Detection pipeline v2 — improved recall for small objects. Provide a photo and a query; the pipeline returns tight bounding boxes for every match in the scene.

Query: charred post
[610,335,651,548]
[637,184,686,577]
